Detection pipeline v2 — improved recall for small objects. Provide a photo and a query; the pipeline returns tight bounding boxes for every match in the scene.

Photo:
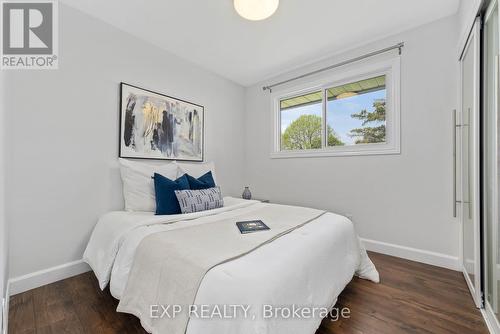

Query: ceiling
[61,0,460,86]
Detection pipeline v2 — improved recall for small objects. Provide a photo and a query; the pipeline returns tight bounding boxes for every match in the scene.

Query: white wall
[0,71,8,333]
[4,4,465,284]
[243,16,460,265]
[5,4,246,278]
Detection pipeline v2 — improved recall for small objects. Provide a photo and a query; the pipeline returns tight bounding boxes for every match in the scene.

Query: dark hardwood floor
[9,252,488,334]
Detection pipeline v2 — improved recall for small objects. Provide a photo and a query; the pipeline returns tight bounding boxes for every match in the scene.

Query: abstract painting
[119,83,204,161]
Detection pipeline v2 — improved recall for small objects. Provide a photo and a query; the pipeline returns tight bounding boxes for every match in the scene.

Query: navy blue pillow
[186,171,216,190]
[153,173,190,215]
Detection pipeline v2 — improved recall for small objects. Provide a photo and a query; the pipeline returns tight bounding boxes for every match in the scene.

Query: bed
[83,197,379,334]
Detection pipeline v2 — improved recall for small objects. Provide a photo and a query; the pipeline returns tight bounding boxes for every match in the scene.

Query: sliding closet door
[460,18,482,308]
[484,0,500,319]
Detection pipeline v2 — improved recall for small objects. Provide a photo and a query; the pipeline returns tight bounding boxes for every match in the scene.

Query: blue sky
[281,90,386,145]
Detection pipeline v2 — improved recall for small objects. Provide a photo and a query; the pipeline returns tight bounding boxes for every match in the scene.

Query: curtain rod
[262,42,404,92]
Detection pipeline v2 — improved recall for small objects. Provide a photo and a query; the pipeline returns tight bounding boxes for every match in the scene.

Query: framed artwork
[119,83,204,161]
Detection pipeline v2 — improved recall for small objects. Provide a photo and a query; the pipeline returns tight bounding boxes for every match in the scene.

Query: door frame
[460,17,483,308]
[483,0,500,315]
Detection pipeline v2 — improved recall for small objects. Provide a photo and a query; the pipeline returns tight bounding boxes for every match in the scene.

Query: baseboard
[482,301,500,334]
[464,258,475,275]
[3,240,461,296]
[8,260,90,296]
[360,238,460,271]
[2,281,9,334]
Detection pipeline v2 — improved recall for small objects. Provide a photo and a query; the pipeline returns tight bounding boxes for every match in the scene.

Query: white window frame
[270,56,401,158]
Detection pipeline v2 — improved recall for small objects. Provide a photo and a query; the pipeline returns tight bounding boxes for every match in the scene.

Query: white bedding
[83,197,379,334]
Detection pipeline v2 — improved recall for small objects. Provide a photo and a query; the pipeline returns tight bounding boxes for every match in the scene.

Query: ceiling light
[234,0,279,21]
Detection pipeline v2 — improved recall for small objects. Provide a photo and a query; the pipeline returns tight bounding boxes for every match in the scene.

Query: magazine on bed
[236,220,270,234]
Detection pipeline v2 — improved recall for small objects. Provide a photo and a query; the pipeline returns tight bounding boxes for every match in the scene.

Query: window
[272,57,400,158]
[280,90,323,150]
[326,75,386,146]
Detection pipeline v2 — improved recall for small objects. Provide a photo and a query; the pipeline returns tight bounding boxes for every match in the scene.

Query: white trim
[360,238,460,271]
[482,301,500,334]
[463,265,481,307]
[457,21,464,269]
[269,145,401,159]
[464,258,476,275]
[457,0,484,59]
[483,0,500,316]
[486,0,498,22]
[459,17,483,308]
[472,17,483,308]
[8,260,90,296]
[270,56,401,159]
[1,281,8,334]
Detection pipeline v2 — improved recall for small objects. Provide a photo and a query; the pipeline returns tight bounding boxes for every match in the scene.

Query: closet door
[483,0,500,320]
[460,18,482,308]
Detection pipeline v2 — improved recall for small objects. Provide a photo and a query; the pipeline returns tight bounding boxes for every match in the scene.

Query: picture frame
[119,82,204,161]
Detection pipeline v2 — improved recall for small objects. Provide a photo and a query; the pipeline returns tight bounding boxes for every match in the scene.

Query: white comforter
[83,197,379,334]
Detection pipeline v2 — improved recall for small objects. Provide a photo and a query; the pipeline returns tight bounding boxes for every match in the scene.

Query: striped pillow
[174,187,224,214]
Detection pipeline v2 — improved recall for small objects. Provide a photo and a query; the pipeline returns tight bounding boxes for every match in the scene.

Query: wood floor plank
[8,291,36,334]
[32,280,86,334]
[8,251,489,334]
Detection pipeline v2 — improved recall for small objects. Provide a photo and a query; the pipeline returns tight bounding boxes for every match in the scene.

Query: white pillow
[175,161,217,183]
[119,158,179,212]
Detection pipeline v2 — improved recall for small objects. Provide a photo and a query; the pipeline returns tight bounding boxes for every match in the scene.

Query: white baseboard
[464,258,475,275]
[361,238,460,271]
[8,241,459,297]
[482,301,500,334]
[8,260,90,296]
[2,281,9,334]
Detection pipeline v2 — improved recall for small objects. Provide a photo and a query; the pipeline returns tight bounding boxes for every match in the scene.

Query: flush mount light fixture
[234,0,279,21]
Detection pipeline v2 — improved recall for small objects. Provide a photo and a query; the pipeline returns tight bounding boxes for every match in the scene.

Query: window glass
[326,75,386,146]
[280,91,323,150]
